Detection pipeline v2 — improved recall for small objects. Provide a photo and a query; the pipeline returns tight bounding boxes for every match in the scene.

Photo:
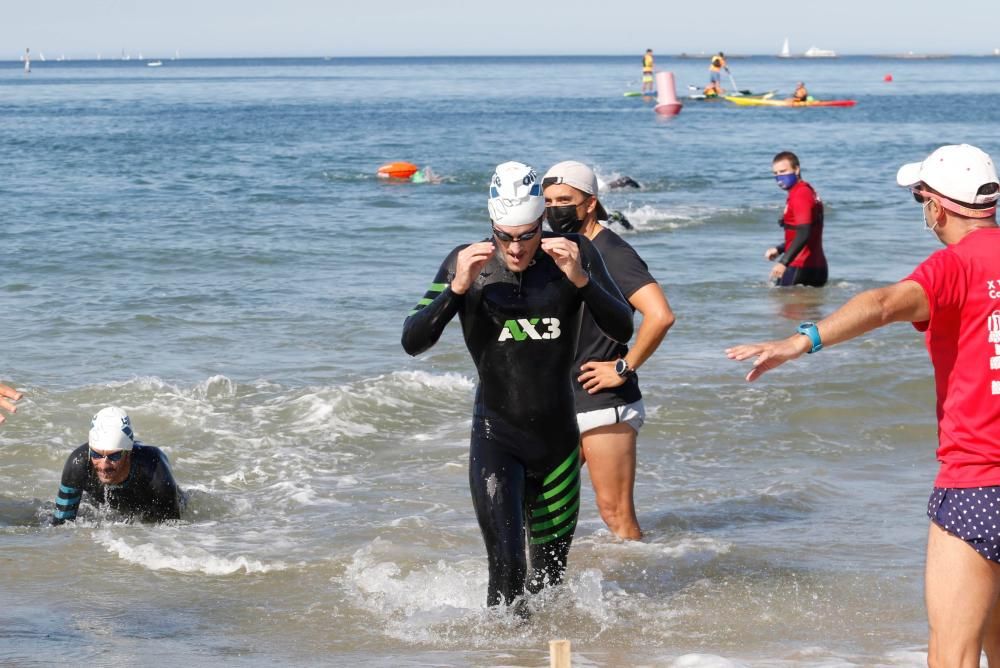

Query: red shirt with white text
[905,227,1000,487]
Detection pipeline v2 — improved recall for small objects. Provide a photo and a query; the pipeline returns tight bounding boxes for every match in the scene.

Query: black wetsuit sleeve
[145,449,182,521]
[779,224,811,266]
[577,237,634,344]
[401,247,463,356]
[53,444,89,525]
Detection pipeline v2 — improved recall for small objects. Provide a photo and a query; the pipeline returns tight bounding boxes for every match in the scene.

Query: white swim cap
[89,406,135,452]
[487,161,545,227]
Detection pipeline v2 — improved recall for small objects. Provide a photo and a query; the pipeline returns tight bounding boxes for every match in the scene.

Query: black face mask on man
[546,204,583,234]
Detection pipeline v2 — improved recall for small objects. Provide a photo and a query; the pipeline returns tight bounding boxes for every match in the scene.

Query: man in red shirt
[728,144,1000,666]
[765,151,828,287]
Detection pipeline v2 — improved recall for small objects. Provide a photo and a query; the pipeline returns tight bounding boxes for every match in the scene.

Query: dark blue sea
[2,55,999,666]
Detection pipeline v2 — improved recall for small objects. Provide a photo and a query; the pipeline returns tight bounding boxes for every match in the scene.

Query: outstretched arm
[726,280,929,382]
[0,383,22,424]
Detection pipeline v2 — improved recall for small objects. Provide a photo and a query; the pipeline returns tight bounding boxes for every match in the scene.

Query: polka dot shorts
[928,487,1000,563]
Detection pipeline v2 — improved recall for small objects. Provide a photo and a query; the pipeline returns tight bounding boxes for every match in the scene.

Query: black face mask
[546,205,583,234]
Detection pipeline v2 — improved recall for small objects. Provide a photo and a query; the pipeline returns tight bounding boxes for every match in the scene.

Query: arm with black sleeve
[401,247,462,356]
[576,236,634,344]
[778,224,812,266]
[52,445,88,525]
[145,448,182,521]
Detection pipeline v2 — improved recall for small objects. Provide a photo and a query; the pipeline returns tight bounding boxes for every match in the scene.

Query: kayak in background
[724,96,857,108]
[689,90,776,101]
[624,90,656,97]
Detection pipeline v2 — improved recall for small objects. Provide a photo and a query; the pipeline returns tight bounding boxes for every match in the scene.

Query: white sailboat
[779,38,791,58]
[804,45,837,58]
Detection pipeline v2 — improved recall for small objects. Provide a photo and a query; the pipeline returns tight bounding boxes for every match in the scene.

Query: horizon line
[10,51,1000,61]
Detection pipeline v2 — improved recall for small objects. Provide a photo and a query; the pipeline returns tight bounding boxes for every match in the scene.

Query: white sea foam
[613,203,723,232]
[97,531,288,575]
[671,654,748,668]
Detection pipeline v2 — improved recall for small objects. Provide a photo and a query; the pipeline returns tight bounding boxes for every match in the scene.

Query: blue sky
[5,0,999,59]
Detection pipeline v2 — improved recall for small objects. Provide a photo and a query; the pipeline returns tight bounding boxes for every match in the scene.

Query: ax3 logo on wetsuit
[497,318,561,342]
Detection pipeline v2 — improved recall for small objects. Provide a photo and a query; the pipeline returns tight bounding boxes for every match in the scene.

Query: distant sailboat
[804,45,837,58]
[779,38,791,58]
[39,51,46,61]
[147,60,163,67]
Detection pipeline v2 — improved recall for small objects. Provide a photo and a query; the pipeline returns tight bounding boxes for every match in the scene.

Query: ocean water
[2,54,999,666]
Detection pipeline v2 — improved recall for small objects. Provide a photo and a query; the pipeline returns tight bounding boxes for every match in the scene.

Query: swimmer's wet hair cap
[487,161,546,227]
[89,406,135,452]
[896,144,1000,207]
[542,161,609,221]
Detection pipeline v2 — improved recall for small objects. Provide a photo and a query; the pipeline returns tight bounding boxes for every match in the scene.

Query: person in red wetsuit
[728,143,1000,667]
[764,151,828,287]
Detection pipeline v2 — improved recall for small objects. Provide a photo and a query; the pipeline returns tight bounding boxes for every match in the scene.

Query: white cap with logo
[89,406,135,452]
[896,144,999,210]
[487,161,545,227]
[541,160,609,220]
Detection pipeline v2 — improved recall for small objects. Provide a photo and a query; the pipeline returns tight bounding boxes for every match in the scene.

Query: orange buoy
[377,161,419,179]
[884,73,893,82]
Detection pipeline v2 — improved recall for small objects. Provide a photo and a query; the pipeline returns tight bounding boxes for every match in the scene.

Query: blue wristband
[797,322,822,353]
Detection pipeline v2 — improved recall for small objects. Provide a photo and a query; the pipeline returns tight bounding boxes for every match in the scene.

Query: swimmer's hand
[450,242,495,295]
[540,237,588,288]
[769,262,786,283]
[725,336,810,382]
[764,247,780,261]
[0,383,23,423]
[578,360,625,393]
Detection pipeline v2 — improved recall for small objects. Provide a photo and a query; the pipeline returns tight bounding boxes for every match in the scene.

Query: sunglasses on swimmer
[90,449,126,462]
[491,221,542,243]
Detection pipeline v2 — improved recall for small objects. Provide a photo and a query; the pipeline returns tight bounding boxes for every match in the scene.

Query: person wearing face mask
[542,161,675,541]
[52,406,182,525]
[401,161,633,615]
[727,144,1000,667]
[764,151,828,287]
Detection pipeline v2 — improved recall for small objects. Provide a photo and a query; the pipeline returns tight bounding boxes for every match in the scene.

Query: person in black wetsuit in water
[52,406,182,525]
[401,161,634,613]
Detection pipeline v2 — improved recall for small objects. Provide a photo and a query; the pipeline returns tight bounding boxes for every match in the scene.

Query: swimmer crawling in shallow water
[52,406,182,525]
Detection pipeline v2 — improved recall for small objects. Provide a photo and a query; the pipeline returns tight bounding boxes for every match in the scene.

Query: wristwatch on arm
[797,322,823,354]
[615,358,635,377]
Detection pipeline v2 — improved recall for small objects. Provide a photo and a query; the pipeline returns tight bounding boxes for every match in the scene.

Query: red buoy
[884,74,893,82]
[377,162,419,179]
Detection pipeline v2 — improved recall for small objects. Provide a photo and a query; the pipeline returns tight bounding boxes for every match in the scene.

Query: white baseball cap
[541,161,609,220]
[89,406,135,452]
[896,144,999,209]
[487,161,545,227]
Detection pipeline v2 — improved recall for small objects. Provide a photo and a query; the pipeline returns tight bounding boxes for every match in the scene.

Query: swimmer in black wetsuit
[52,406,181,525]
[401,161,634,611]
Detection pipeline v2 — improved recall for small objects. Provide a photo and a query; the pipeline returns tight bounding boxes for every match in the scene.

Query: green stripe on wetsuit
[529,449,580,545]
[408,282,449,315]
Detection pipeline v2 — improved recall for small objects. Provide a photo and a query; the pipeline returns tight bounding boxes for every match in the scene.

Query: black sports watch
[615,358,633,377]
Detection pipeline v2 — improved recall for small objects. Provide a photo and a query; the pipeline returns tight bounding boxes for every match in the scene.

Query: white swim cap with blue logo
[487,161,545,227]
[89,406,135,452]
